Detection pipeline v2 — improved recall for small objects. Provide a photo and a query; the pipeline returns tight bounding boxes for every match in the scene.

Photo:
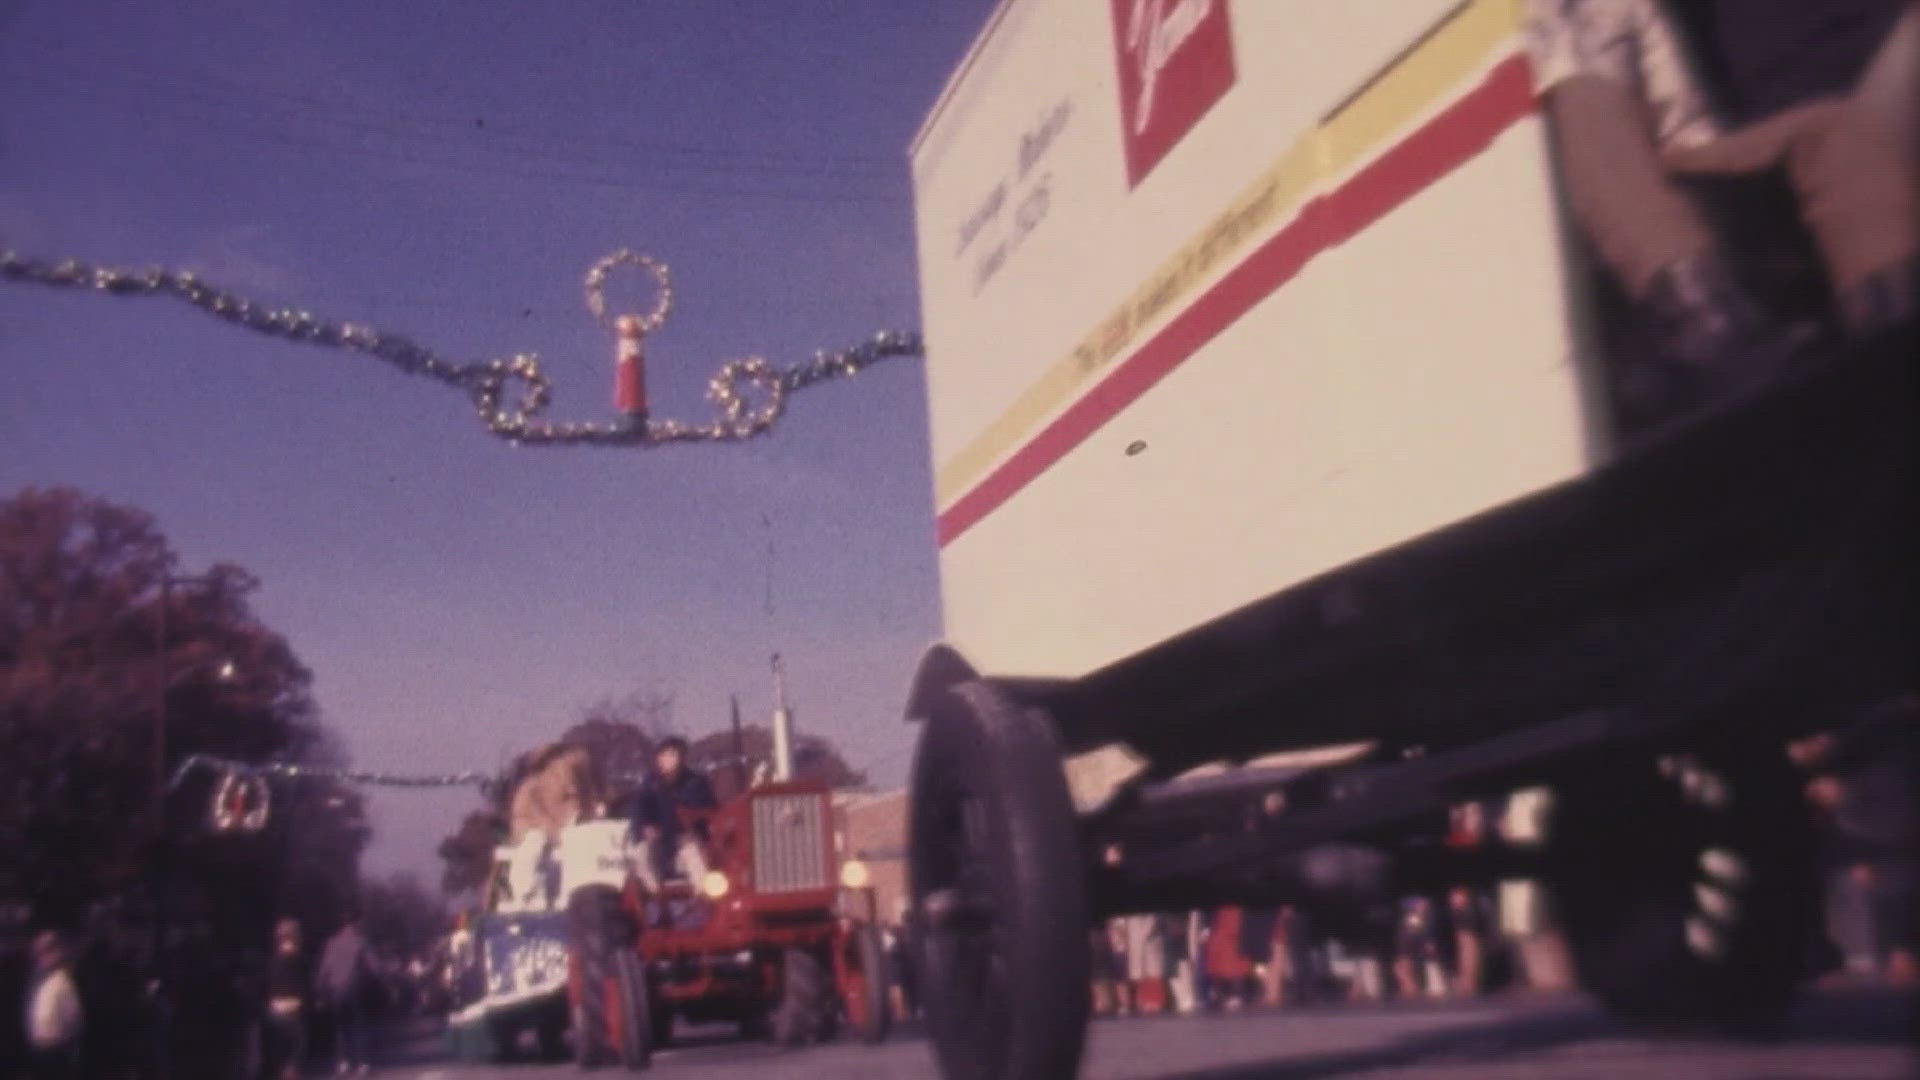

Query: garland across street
[1,246,923,447]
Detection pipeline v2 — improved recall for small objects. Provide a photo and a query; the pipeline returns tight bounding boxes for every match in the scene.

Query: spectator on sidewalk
[1241,906,1280,1007]
[1160,912,1197,1014]
[882,917,918,1022]
[1089,926,1120,1016]
[23,930,83,1080]
[1447,886,1497,997]
[264,918,308,1080]
[1394,896,1445,999]
[316,916,374,1076]
[1204,907,1254,1010]
[1117,914,1164,1014]
[1795,695,1917,985]
[1185,910,1210,1011]
[1276,905,1329,1006]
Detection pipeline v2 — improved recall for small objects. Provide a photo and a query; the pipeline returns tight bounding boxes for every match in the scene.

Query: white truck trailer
[897,2,1916,1078]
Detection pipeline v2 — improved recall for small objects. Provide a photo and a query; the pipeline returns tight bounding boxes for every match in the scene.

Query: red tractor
[567,777,891,1069]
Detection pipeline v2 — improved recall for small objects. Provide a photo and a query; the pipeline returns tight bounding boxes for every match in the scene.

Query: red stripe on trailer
[935,53,1538,548]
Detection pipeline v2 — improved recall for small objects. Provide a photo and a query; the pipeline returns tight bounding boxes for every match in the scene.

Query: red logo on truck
[1111,0,1236,187]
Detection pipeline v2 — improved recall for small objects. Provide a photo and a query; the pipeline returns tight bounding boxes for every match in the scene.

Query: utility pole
[149,572,230,1080]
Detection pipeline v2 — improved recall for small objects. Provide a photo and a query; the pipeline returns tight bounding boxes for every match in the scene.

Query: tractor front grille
[750,792,830,893]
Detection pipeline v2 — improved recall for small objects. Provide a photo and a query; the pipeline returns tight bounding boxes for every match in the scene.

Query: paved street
[380,988,1911,1080]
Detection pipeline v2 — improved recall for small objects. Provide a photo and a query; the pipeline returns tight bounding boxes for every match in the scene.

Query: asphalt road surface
[386,989,1912,1080]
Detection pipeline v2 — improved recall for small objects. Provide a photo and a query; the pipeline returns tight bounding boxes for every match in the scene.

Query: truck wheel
[909,680,1090,1080]
[847,923,891,1044]
[1546,743,1820,1034]
[772,947,835,1046]
[612,950,652,1070]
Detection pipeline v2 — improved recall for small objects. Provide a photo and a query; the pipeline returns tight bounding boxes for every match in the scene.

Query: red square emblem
[1111,0,1237,187]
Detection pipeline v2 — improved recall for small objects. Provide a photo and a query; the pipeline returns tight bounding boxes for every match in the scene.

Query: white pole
[771,652,795,782]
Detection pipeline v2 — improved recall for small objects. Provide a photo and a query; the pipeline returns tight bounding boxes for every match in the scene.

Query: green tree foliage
[435,809,505,898]
[360,872,446,959]
[686,723,867,803]
[0,486,366,936]
[0,486,371,1078]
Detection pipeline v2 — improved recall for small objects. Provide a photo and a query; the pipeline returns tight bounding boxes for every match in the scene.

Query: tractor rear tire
[849,923,892,1045]
[571,885,648,1070]
[1547,742,1821,1035]
[771,948,835,1047]
[574,952,608,1072]
[650,1005,673,1050]
[909,680,1090,1080]
[612,950,652,1070]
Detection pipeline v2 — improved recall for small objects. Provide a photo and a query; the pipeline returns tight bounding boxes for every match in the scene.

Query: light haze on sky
[0,1,994,878]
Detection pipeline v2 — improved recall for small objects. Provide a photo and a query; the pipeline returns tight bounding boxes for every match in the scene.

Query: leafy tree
[686,723,867,802]
[0,486,365,931]
[0,486,369,1076]
[435,809,506,897]
[559,713,660,804]
[360,872,446,959]
[575,689,675,742]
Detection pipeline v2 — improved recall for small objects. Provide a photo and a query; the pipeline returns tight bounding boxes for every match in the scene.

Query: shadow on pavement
[372,1017,458,1069]
[1148,989,1913,1080]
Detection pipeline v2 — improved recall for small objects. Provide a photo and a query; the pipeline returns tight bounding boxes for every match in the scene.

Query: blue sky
[0,0,995,878]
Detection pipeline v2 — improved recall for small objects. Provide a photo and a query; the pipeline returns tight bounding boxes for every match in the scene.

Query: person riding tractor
[627,737,718,895]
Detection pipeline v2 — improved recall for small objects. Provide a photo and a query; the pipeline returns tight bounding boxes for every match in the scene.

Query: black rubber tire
[575,973,607,1070]
[1546,742,1821,1035]
[909,680,1091,1080]
[612,950,652,1070]
[771,947,835,1047]
[537,1004,569,1062]
[849,923,892,1045]
[487,1015,523,1063]
[572,884,644,1070]
[649,1005,673,1051]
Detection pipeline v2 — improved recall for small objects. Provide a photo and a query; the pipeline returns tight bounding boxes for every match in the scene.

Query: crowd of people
[10,695,1913,1075]
[1084,803,1517,1019]
[5,909,449,1080]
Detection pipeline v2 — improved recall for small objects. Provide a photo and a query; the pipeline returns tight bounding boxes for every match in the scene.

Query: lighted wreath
[209,770,272,834]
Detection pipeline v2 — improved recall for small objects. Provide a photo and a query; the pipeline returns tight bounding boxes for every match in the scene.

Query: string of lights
[0,246,924,447]
[167,753,504,795]
[167,752,658,795]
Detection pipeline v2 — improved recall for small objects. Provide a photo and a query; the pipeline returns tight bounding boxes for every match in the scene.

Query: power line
[20,74,911,208]
[18,45,906,177]
[13,80,913,209]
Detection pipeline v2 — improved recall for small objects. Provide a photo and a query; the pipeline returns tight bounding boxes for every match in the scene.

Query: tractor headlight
[700,870,730,899]
[839,859,871,890]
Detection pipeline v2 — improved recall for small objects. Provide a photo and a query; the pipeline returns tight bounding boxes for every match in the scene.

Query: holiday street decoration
[208,769,271,834]
[170,752,511,799]
[165,752,655,833]
[584,249,673,430]
[0,247,922,446]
